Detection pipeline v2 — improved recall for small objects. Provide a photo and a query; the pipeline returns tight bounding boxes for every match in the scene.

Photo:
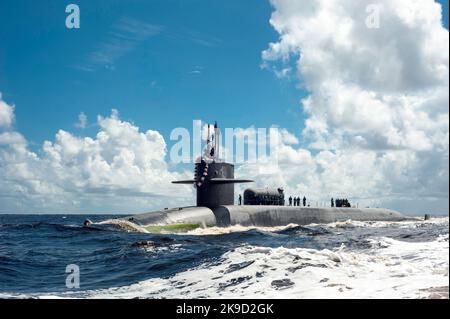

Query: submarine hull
[97,122,408,232]
[123,205,406,229]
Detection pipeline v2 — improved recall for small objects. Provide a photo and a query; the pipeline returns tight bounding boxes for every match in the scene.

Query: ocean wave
[185,223,300,235]
[1,216,448,299]
[157,217,450,235]
[98,219,149,233]
[36,231,447,299]
[322,217,449,230]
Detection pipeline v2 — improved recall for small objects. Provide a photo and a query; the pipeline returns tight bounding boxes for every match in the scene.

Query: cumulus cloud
[0,0,448,215]
[263,0,448,151]
[0,98,192,213]
[255,0,449,213]
[0,94,15,129]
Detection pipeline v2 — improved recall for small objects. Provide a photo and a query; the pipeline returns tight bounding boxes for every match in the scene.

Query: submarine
[97,122,406,233]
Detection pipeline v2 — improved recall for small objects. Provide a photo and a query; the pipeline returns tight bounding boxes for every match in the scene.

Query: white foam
[3,218,448,299]
[98,219,148,233]
[186,223,299,235]
[323,217,449,230]
[73,223,448,299]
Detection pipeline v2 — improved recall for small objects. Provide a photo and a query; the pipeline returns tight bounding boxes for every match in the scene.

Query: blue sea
[0,214,448,299]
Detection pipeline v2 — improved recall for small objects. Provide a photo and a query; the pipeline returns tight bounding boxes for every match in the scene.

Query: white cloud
[0,99,193,213]
[0,95,15,129]
[279,128,299,145]
[0,0,448,215]
[264,0,448,151]
[254,0,449,214]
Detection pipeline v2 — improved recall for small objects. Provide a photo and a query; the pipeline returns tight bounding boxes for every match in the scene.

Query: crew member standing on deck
[289,196,292,206]
[303,196,306,207]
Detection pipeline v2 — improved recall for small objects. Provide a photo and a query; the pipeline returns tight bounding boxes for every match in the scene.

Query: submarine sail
[172,122,253,208]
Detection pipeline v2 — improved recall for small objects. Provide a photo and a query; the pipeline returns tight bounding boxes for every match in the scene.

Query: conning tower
[172,122,253,208]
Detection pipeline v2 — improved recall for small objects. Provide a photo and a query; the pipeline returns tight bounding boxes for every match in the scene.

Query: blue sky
[0,0,309,152]
[0,0,448,151]
[0,1,448,214]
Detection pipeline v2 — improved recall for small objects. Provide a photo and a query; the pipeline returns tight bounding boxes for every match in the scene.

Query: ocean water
[0,214,448,299]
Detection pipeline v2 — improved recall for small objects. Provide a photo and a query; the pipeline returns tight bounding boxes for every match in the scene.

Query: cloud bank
[252,0,449,213]
[0,101,192,213]
[0,0,448,214]
[0,94,15,129]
